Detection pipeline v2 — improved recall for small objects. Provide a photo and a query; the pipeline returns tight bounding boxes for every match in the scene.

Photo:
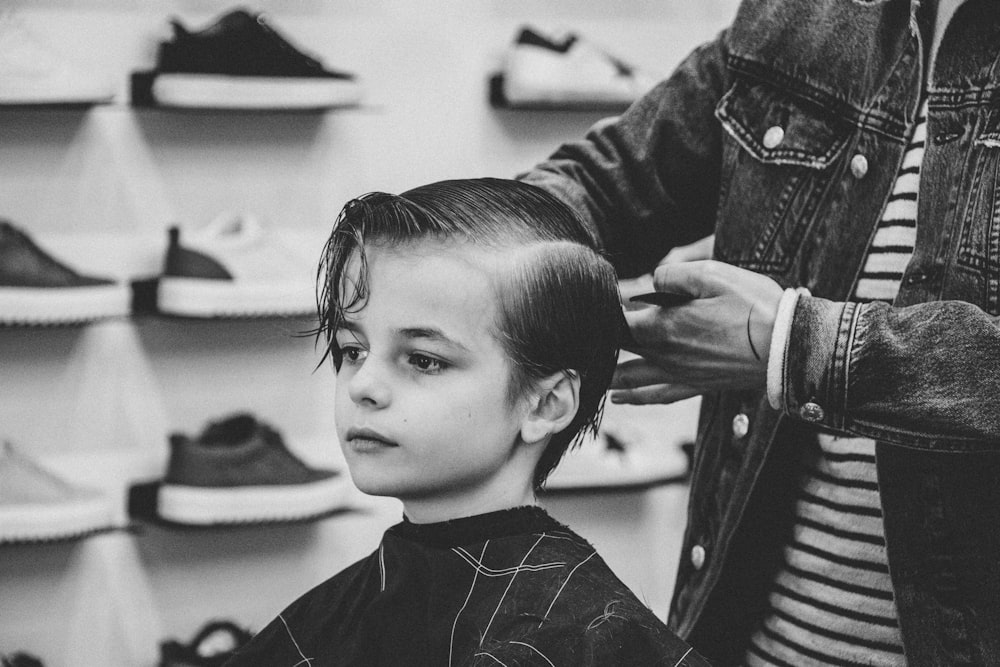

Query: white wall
[0,1,738,664]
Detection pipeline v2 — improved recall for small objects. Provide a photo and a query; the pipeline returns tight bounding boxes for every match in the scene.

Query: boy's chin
[346,468,411,500]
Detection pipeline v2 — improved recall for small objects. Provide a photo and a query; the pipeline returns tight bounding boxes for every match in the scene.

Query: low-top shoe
[495,25,658,110]
[157,212,315,319]
[133,8,361,110]
[157,413,347,525]
[0,220,131,325]
[159,619,253,667]
[0,441,117,543]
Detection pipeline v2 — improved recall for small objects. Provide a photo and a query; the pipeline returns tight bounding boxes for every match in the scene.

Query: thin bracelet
[747,304,762,361]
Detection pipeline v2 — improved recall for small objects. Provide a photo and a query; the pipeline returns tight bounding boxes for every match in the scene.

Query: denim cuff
[780,294,861,429]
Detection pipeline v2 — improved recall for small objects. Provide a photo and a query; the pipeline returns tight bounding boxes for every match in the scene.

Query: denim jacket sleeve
[519,35,729,278]
[778,295,1000,449]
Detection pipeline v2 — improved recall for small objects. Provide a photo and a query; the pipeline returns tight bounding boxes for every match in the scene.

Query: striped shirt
[746,100,927,667]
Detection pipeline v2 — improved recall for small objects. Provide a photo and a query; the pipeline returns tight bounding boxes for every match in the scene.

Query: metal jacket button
[690,544,706,570]
[732,413,750,438]
[850,154,869,178]
[763,126,785,149]
[800,401,825,422]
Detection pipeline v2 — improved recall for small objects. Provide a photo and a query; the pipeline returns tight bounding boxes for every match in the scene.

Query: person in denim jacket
[521,0,998,664]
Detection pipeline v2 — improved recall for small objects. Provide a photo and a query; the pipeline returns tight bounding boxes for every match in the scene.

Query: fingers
[620,307,672,352]
[612,357,672,389]
[658,234,715,265]
[609,383,701,405]
[652,259,735,299]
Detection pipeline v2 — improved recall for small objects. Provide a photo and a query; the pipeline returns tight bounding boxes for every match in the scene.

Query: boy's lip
[346,427,397,447]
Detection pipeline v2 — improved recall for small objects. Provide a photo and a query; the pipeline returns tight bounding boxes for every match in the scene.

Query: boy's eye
[408,352,446,373]
[340,345,368,364]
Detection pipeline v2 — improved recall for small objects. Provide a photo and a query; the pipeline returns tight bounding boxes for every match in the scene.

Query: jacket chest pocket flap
[713,78,850,272]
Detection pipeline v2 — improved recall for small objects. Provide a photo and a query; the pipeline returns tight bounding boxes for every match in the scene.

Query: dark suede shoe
[157,414,347,525]
[0,220,130,325]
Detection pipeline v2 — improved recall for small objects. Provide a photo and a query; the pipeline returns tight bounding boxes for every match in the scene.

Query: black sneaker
[159,619,253,667]
[0,220,131,325]
[1,653,44,667]
[131,8,362,110]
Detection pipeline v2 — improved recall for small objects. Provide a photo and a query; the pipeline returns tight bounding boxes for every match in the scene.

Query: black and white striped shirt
[747,100,926,667]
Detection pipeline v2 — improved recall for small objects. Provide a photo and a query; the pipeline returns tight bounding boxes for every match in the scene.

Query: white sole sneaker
[0,82,114,105]
[157,276,315,318]
[152,73,362,110]
[157,476,349,525]
[0,284,131,325]
[0,492,116,543]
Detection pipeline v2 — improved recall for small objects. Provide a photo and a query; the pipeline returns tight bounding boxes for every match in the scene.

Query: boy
[225,178,708,666]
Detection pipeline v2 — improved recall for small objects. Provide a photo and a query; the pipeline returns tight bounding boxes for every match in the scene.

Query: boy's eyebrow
[335,320,361,334]
[398,327,471,352]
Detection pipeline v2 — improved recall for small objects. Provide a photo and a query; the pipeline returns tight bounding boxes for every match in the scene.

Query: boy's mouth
[346,427,397,450]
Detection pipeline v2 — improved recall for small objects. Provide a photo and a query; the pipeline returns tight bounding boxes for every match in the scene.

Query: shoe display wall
[0,2,737,665]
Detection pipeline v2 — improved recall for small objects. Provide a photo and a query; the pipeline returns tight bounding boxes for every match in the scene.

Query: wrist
[749,289,783,365]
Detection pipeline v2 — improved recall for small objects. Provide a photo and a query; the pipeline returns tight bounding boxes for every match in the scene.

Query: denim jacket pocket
[956,107,1000,314]
[713,78,851,273]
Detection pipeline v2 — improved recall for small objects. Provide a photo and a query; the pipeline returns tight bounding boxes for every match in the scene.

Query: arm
[519,35,729,278]
[778,294,1000,449]
[613,262,1000,449]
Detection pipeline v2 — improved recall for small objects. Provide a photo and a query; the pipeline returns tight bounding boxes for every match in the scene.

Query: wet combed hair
[316,177,621,489]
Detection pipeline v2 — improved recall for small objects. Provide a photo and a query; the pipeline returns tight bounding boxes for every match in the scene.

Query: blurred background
[0,1,739,664]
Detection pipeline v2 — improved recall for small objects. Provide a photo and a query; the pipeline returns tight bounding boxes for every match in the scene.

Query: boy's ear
[520,370,581,445]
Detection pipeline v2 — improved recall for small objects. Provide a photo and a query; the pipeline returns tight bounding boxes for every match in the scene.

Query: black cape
[225,506,709,666]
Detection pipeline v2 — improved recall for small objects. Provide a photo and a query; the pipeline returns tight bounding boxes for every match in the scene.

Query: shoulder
[225,549,383,664]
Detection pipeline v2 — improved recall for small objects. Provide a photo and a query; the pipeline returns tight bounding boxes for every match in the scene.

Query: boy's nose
[346,359,391,408]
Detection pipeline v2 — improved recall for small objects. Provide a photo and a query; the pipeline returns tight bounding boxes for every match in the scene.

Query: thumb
[652,260,729,299]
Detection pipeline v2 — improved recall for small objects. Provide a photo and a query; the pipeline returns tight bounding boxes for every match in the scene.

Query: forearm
[772,295,1000,448]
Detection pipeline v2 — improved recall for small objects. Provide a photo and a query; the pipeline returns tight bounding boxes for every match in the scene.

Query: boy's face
[333,240,537,522]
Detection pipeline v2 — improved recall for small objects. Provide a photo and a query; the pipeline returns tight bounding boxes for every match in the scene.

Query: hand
[618,235,716,310]
[656,234,715,266]
[612,260,783,405]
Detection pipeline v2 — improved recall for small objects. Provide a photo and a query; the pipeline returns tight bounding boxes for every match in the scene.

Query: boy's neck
[402,485,538,524]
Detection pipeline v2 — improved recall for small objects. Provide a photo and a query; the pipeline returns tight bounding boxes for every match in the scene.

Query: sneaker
[132,8,361,110]
[492,25,658,110]
[0,10,115,106]
[157,413,347,525]
[543,423,689,492]
[0,220,131,325]
[1,653,45,667]
[0,441,117,544]
[159,619,253,667]
[157,212,315,319]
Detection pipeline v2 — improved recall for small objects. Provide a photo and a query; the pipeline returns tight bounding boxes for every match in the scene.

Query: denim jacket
[521,0,1000,664]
